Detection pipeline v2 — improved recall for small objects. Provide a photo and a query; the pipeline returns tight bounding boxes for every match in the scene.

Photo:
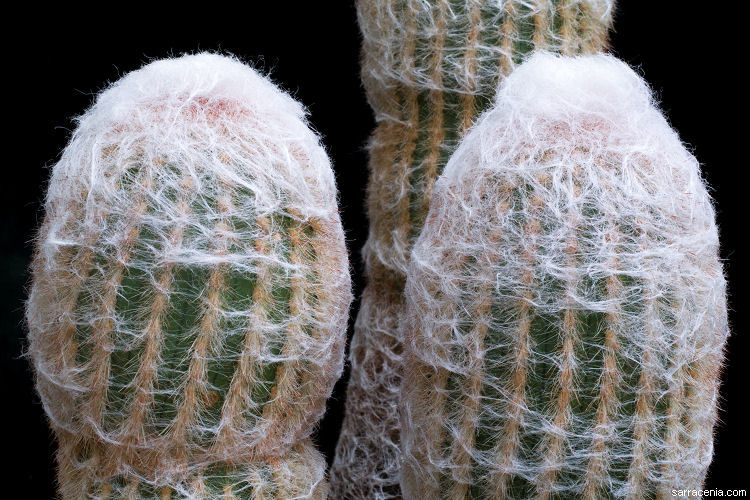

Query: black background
[3,3,745,497]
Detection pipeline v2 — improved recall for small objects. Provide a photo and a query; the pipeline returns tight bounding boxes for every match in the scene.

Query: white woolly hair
[27,53,351,498]
[400,52,728,498]
[46,53,339,229]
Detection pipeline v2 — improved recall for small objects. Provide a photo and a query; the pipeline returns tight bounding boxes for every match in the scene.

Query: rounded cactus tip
[90,52,307,123]
[492,51,652,124]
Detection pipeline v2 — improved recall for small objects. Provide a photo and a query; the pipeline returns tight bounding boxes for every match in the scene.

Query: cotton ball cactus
[334,1,617,497]
[400,53,728,498]
[26,53,352,498]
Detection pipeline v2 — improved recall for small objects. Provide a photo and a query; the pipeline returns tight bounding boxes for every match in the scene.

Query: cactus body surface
[334,1,616,497]
[26,53,352,498]
[400,53,728,499]
[68,440,328,500]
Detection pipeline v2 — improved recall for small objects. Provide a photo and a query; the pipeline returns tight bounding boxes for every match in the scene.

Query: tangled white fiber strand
[400,53,728,498]
[26,53,350,499]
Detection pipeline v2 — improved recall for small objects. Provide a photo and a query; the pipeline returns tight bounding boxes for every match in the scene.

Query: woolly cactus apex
[334,1,616,497]
[26,53,352,498]
[400,52,728,499]
[63,440,329,500]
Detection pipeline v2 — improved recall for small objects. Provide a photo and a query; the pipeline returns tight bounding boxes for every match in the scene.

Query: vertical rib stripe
[83,170,154,437]
[415,0,447,237]
[396,2,421,265]
[490,193,542,499]
[301,215,346,408]
[499,1,518,76]
[533,0,551,48]
[536,182,581,499]
[412,367,450,499]
[459,0,482,134]
[361,1,408,273]
[660,318,689,493]
[170,183,232,460]
[537,312,577,498]
[583,228,622,496]
[402,252,457,499]
[51,223,98,378]
[258,223,307,447]
[679,254,726,488]
[366,120,406,270]
[215,215,272,449]
[558,0,577,55]
[119,255,175,440]
[624,280,659,499]
[120,176,194,446]
[578,1,609,54]
[307,217,337,321]
[448,279,494,498]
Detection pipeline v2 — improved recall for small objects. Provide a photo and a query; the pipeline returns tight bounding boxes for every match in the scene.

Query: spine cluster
[26,54,351,499]
[400,53,728,498]
[334,1,616,497]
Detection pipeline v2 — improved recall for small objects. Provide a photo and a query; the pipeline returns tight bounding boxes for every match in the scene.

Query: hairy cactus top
[26,53,352,496]
[400,53,728,498]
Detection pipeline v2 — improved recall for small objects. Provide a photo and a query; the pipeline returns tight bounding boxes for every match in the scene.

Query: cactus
[334,1,616,496]
[26,54,352,498]
[64,440,328,500]
[400,53,728,498]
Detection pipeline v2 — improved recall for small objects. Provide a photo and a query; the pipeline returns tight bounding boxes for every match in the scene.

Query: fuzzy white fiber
[400,53,728,498]
[26,53,351,498]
